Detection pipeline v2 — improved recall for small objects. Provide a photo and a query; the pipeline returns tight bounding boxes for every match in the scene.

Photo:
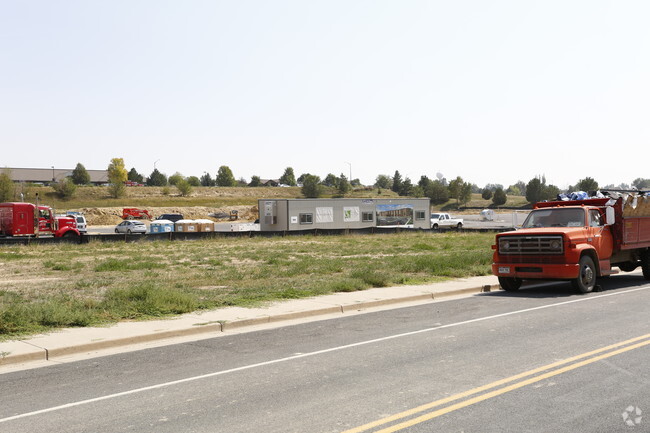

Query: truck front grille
[498,235,563,255]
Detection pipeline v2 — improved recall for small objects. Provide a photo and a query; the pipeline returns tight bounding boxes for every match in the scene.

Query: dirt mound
[73,205,259,226]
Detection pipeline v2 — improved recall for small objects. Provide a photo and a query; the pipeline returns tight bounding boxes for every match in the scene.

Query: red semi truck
[492,192,650,293]
[0,202,80,238]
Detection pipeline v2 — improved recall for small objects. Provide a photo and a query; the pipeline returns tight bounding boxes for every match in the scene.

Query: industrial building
[2,167,109,185]
[259,198,430,232]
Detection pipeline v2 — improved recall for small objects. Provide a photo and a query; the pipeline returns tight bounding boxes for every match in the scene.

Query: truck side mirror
[605,207,615,225]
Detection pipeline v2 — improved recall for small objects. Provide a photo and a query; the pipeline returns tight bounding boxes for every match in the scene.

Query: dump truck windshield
[522,208,585,228]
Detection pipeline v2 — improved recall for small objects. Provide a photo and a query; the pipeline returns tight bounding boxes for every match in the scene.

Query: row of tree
[4,160,649,205]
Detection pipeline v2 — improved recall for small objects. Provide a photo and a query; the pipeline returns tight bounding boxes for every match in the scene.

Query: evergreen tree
[200,172,215,187]
[492,187,507,206]
[322,173,339,187]
[481,189,493,200]
[427,180,449,204]
[391,171,403,194]
[71,163,90,185]
[418,176,432,190]
[301,175,323,198]
[147,168,168,186]
[399,177,414,196]
[127,168,144,183]
[279,167,297,186]
[525,176,560,203]
[525,176,545,204]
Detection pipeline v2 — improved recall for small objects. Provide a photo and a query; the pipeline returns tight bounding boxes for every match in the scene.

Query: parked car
[155,213,184,223]
[69,213,87,233]
[115,220,147,234]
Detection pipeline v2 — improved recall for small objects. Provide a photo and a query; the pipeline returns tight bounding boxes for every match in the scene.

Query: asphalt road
[1,273,649,433]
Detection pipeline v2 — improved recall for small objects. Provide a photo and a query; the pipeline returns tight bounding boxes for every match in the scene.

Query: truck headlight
[550,239,561,250]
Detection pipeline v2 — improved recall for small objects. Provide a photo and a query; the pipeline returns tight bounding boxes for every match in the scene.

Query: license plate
[498,266,510,274]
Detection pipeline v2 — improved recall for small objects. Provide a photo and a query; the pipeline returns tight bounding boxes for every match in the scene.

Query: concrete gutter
[0,276,500,368]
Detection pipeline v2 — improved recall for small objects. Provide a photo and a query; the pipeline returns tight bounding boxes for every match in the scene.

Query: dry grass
[0,232,495,338]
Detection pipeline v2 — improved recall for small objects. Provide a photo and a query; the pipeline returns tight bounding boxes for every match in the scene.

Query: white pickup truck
[430,213,463,229]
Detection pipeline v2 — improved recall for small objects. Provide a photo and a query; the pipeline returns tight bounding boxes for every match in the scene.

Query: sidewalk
[0,275,500,369]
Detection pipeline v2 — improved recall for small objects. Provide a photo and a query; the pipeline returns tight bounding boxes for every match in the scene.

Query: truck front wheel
[498,277,522,291]
[642,250,650,280]
[573,256,596,294]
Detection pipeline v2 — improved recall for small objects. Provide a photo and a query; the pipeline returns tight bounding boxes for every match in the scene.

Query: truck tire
[573,255,596,294]
[61,231,79,243]
[642,250,650,280]
[498,277,522,291]
[432,223,439,230]
[456,223,463,230]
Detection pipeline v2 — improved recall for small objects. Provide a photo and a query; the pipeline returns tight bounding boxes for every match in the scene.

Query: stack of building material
[196,219,215,232]
[149,219,174,233]
[175,219,197,232]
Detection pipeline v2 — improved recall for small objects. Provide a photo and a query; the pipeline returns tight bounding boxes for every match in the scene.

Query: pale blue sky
[2,1,649,189]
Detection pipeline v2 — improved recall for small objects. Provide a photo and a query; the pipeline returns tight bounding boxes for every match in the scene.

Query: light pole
[345,162,351,181]
[154,159,160,171]
[51,166,55,182]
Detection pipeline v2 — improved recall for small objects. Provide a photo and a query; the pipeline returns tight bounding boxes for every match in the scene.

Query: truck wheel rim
[581,265,594,285]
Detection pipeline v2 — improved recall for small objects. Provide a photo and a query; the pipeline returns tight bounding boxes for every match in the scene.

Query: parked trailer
[259,198,431,232]
[492,192,650,293]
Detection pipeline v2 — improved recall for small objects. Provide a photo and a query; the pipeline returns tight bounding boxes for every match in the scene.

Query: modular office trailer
[259,198,431,232]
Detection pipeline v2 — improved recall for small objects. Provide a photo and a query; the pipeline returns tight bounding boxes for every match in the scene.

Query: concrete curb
[0,283,500,368]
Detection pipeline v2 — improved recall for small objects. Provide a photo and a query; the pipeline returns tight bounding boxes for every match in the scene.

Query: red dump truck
[492,192,650,293]
[0,202,80,238]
